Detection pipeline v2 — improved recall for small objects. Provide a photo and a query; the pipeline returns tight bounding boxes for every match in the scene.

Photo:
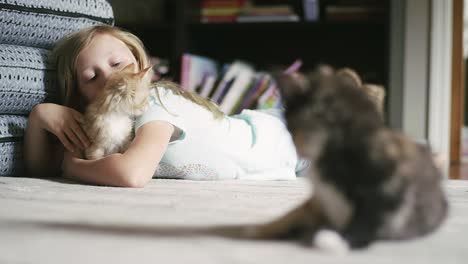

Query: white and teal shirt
[134,87,299,180]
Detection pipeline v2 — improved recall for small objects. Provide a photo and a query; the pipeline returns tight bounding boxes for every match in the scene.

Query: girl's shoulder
[149,86,185,106]
[148,86,209,115]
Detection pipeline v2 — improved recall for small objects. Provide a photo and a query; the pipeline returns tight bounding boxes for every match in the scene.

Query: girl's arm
[62,120,174,187]
[23,106,63,178]
[24,104,89,178]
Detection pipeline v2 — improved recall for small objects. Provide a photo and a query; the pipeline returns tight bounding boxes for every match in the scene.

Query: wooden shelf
[188,20,387,28]
[112,0,390,87]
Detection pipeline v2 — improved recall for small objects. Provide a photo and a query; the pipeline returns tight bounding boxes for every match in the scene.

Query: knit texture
[0,44,57,115]
[0,0,114,49]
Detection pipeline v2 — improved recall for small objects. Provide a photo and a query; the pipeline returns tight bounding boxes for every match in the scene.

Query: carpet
[0,177,466,264]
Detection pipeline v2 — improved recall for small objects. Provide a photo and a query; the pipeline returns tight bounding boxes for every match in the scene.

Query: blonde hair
[52,25,224,119]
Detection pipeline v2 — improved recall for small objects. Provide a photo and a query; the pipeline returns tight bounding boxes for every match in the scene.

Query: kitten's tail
[4,220,279,240]
[5,199,324,241]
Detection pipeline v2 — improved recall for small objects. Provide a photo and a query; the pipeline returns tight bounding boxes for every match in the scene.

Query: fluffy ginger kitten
[83,63,152,160]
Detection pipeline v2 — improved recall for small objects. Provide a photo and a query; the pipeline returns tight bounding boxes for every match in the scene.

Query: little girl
[24,25,306,187]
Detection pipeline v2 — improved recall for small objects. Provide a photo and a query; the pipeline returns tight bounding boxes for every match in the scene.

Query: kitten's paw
[85,148,105,160]
[313,229,350,255]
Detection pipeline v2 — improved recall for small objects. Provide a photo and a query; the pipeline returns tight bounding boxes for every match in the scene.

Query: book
[200,75,217,98]
[257,83,281,109]
[194,72,209,94]
[180,53,219,92]
[325,5,385,22]
[200,0,247,23]
[202,8,241,16]
[303,0,320,21]
[230,78,256,114]
[219,63,255,114]
[237,14,299,23]
[201,0,247,8]
[241,5,295,14]
[217,77,236,105]
[235,73,271,113]
[237,4,299,23]
[211,61,251,103]
[201,15,238,23]
[179,54,292,114]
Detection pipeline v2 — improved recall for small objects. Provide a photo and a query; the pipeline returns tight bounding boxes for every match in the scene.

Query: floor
[0,177,467,264]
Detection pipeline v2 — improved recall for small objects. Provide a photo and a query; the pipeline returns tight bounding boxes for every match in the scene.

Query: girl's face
[76,33,138,104]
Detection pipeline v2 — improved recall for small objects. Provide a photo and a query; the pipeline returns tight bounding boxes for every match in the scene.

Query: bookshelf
[112,0,390,111]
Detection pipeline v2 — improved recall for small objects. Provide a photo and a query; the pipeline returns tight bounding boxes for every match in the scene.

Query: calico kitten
[247,68,448,249]
[83,64,152,160]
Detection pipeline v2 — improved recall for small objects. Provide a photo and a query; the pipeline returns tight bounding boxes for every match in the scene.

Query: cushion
[0,0,114,49]
[0,115,28,140]
[0,44,57,115]
[0,141,24,176]
[0,115,27,176]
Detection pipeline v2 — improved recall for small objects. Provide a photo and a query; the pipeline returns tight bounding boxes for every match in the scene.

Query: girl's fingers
[56,132,75,153]
[72,110,85,124]
[64,127,84,151]
[70,121,90,148]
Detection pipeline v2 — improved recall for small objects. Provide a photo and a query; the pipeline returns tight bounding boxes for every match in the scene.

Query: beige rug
[0,177,466,264]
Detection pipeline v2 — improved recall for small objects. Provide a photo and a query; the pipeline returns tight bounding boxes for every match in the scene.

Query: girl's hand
[32,103,90,153]
[61,151,78,178]
[61,150,85,179]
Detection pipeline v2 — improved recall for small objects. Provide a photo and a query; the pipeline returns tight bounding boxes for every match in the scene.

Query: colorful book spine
[180,54,191,90]
[216,77,236,104]
[180,53,218,92]
[201,0,246,8]
[219,64,254,114]
[200,75,217,98]
[202,8,241,16]
[201,15,237,23]
[237,73,271,112]
[257,83,281,109]
[200,0,247,23]
[230,77,256,114]
[180,54,298,113]
[237,15,299,23]
[303,0,320,21]
[211,62,244,103]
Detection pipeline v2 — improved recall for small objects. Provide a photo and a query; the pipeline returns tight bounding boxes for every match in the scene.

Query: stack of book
[200,0,248,23]
[200,0,300,24]
[237,5,299,23]
[324,0,386,22]
[180,53,284,115]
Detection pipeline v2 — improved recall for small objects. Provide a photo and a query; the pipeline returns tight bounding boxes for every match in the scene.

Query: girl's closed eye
[111,58,126,68]
[87,74,97,82]
[82,70,97,83]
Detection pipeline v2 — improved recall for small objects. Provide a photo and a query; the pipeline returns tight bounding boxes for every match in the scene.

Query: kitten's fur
[83,64,152,160]
[251,67,448,248]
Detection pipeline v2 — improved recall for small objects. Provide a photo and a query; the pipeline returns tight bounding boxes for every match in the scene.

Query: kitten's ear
[273,71,309,104]
[336,68,362,88]
[136,65,153,78]
[314,64,335,77]
[122,63,136,73]
[362,84,386,113]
